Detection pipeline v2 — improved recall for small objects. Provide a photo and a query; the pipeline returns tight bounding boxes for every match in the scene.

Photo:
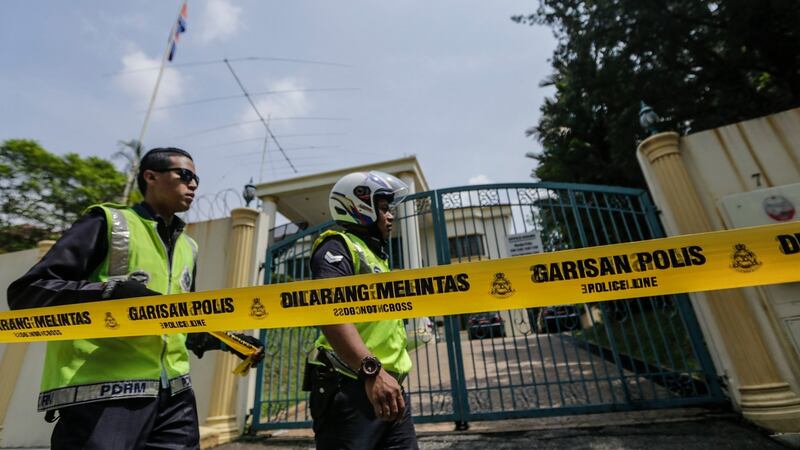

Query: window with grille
[448,234,485,260]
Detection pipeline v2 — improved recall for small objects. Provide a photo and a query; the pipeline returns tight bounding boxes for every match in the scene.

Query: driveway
[405,330,669,417]
[218,408,791,449]
[257,327,679,432]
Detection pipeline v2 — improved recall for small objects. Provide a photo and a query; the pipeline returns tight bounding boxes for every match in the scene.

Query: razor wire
[182,188,246,223]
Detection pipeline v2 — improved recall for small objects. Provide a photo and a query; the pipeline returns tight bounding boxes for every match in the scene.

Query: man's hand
[186,332,265,365]
[186,332,219,359]
[364,370,405,422]
[318,323,404,420]
[224,333,265,366]
[103,280,160,300]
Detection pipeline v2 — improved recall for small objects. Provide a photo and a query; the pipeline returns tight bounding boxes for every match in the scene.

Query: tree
[0,139,126,253]
[113,138,144,205]
[514,0,800,188]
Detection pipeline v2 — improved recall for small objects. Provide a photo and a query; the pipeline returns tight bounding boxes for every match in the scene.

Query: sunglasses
[154,167,200,185]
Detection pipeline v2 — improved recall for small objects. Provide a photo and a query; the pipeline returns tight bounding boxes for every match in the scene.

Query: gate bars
[251,182,724,431]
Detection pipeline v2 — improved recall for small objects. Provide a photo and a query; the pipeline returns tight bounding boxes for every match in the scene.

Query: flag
[168,2,188,62]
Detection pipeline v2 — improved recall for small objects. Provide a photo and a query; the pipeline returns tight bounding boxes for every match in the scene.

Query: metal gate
[251,182,724,430]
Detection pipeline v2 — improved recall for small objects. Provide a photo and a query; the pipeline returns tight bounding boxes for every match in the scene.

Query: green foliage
[260,327,318,421]
[0,139,126,253]
[576,303,700,372]
[112,139,144,206]
[514,0,800,187]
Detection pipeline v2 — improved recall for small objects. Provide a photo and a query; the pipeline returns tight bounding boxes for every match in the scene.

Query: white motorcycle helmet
[329,171,409,226]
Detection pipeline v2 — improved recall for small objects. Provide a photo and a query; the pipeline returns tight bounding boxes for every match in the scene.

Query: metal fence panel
[251,183,723,430]
[432,183,722,423]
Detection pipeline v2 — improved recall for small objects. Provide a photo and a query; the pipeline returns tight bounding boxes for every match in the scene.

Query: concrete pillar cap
[638,131,681,164]
[230,207,259,227]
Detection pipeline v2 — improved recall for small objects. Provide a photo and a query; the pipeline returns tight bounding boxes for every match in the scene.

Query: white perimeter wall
[638,107,800,405]
[0,216,259,448]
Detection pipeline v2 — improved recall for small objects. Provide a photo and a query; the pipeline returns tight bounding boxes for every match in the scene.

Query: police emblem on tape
[490,272,515,299]
[250,298,267,319]
[731,243,761,272]
[104,312,119,329]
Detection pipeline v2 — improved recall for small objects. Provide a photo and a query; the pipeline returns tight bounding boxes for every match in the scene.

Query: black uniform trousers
[51,387,199,450]
[309,367,418,450]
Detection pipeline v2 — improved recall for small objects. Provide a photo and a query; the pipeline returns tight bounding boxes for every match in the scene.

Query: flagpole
[122,0,187,204]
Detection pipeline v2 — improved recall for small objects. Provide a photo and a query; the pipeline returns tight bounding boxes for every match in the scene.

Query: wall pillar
[239,196,278,436]
[203,208,259,444]
[637,132,800,432]
[0,240,55,438]
[397,172,422,269]
[251,196,278,286]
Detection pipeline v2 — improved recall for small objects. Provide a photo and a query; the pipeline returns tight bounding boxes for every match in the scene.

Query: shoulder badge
[324,251,344,264]
[180,266,192,292]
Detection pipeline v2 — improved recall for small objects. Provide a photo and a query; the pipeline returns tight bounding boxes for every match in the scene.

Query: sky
[0,1,556,210]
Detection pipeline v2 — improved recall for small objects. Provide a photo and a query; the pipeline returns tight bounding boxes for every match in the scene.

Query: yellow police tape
[208,331,262,375]
[2,222,800,344]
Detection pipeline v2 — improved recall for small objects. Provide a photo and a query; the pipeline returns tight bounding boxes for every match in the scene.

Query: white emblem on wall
[763,195,796,221]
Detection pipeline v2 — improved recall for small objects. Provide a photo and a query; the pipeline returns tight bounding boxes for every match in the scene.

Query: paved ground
[223,326,800,449]
[6,409,794,450]
[217,407,796,449]
[419,331,669,413]
[272,331,670,423]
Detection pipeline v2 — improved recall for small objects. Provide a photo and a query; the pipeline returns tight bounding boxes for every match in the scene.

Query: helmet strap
[342,222,385,243]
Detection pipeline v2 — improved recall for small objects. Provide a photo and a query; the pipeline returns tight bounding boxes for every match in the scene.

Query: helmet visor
[368,171,409,209]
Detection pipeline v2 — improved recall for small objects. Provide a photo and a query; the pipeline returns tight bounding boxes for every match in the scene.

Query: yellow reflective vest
[38,204,197,411]
[311,230,411,376]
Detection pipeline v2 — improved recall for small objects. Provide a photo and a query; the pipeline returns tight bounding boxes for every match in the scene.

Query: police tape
[209,331,262,375]
[2,222,800,344]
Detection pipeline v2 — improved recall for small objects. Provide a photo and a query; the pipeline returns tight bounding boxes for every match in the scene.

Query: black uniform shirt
[7,202,192,310]
[310,230,388,280]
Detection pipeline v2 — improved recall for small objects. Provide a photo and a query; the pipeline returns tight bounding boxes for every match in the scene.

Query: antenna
[223,58,297,174]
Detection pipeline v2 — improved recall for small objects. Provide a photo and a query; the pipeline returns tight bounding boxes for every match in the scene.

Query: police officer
[305,171,419,449]
[7,147,262,450]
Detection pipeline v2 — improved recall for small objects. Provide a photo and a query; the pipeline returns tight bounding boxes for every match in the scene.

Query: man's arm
[311,238,365,366]
[312,237,372,367]
[311,237,405,421]
[7,210,109,310]
[6,209,160,310]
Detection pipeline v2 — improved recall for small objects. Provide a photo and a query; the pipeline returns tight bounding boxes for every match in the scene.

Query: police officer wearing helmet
[7,147,263,450]
[305,171,419,449]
